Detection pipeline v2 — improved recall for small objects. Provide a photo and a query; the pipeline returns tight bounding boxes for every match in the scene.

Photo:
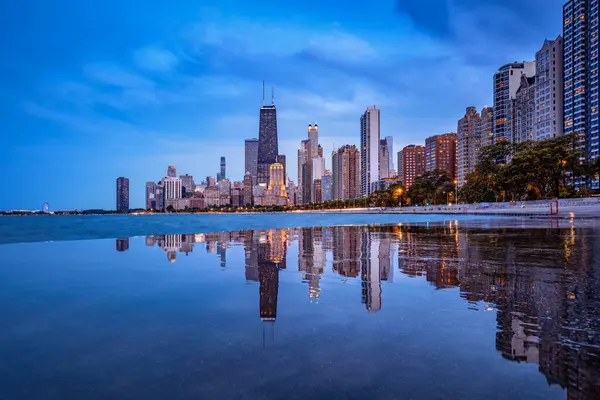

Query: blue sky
[1,0,563,210]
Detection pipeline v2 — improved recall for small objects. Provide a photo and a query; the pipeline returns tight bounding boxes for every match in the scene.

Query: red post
[550,198,559,215]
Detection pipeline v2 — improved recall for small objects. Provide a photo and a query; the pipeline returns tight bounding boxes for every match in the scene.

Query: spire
[262,80,265,106]
[271,85,275,105]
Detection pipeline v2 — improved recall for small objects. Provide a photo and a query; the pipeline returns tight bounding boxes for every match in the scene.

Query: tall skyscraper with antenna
[257,81,279,185]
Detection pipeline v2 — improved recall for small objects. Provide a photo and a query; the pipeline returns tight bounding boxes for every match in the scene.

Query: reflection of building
[116,238,129,252]
[332,226,361,278]
[361,230,382,312]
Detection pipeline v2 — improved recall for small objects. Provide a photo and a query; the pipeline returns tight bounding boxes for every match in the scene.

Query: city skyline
[1,0,566,210]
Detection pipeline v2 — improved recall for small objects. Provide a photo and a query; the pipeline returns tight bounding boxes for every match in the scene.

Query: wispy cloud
[133,46,179,72]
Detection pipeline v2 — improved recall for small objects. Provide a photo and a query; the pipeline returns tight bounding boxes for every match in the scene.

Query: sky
[1,0,564,210]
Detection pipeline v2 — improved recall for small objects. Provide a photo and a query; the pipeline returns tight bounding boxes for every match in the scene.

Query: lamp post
[396,188,403,208]
[453,179,458,205]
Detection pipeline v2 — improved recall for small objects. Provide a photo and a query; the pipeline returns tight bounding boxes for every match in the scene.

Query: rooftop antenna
[262,80,265,106]
[271,86,275,105]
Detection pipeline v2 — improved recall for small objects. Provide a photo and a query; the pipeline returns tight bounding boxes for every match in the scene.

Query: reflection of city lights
[568,292,576,300]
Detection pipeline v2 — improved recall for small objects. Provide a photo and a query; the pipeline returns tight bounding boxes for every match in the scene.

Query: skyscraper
[493,62,536,143]
[257,85,279,185]
[321,172,333,202]
[397,151,404,182]
[167,165,177,178]
[145,181,156,210]
[311,156,325,203]
[308,124,319,158]
[332,145,360,200]
[360,106,380,196]
[180,174,194,198]
[116,177,129,212]
[220,157,226,180]
[401,145,425,189]
[378,139,390,179]
[263,163,287,206]
[386,136,394,172]
[563,1,599,188]
[245,138,259,184]
[514,74,536,144]
[425,133,457,179]
[457,107,481,187]
[243,173,253,206]
[275,154,286,181]
[535,36,564,141]
[480,107,495,148]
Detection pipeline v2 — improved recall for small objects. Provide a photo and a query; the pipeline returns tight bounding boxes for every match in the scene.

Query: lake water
[1,216,599,399]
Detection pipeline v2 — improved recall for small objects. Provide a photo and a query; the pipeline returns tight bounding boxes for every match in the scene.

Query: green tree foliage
[459,134,595,202]
[405,170,455,206]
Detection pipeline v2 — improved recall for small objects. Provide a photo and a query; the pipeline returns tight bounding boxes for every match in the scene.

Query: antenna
[262,80,265,106]
[271,86,274,105]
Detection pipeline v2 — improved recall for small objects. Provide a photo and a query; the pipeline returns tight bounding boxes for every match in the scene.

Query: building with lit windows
[425,133,457,179]
[457,107,481,187]
[563,0,600,189]
[332,144,360,200]
[514,75,536,143]
[360,106,381,196]
[535,36,564,141]
[401,145,425,189]
[493,62,536,143]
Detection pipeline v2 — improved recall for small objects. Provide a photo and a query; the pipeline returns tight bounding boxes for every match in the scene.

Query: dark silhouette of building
[257,85,278,185]
[116,177,129,213]
[116,238,129,252]
[220,157,226,180]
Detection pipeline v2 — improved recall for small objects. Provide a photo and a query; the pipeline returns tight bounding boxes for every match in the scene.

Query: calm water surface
[1,219,599,399]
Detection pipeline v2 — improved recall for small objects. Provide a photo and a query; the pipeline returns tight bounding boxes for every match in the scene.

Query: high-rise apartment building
[360,106,380,196]
[164,177,182,201]
[378,139,390,179]
[535,36,564,141]
[308,124,319,158]
[311,156,325,203]
[243,173,253,206]
[167,165,177,178]
[425,133,457,179]
[494,62,536,143]
[245,138,259,184]
[116,177,129,212]
[514,75,536,143]
[298,139,311,204]
[220,157,226,180]
[257,86,278,184]
[564,1,599,188]
[397,151,404,181]
[401,145,425,189]
[313,179,323,204]
[332,145,360,201]
[321,172,333,202]
[457,107,481,187]
[480,107,495,148]
[263,163,287,206]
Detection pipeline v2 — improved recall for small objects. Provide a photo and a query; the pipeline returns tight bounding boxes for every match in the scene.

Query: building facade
[167,165,177,178]
[321,173,333,202]
[378,139,390,179]
[480,107,495,148]
[243,173,253,206]
[563,1,599,188]
[220,157,226,180]
[514,75,537,143]
[245,138,259,184]
[332,145,360,201]
[401,145,425,189]
[180,174,195,198]
[425,133,457,179]
[145,181,156,210]
[494,62,536,143]
[263,163,287,206]
[535,36,564,141]
[385,136,394,172]
[397,151,404,182]
[116,177,129,212]
[457,107,481,187]
[360,106,381,197]
[257,96,279,185]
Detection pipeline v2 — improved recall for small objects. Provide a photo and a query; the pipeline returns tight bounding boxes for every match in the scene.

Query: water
[1,218,599,399]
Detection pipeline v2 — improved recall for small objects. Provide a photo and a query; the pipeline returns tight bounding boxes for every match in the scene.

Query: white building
[493,61,536,142]
[360,106,380,196]
[535,36,564,141]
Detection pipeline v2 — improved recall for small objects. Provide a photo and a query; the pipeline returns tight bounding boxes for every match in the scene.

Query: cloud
[134,46,179,72]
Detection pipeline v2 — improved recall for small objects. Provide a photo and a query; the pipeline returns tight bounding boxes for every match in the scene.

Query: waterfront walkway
[310,197,600,219]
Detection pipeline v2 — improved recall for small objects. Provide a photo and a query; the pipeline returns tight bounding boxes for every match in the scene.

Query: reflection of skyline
[140,223,599,398]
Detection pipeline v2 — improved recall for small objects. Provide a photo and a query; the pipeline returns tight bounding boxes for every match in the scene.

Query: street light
[396,188,404,207]
[453,180,458,204]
